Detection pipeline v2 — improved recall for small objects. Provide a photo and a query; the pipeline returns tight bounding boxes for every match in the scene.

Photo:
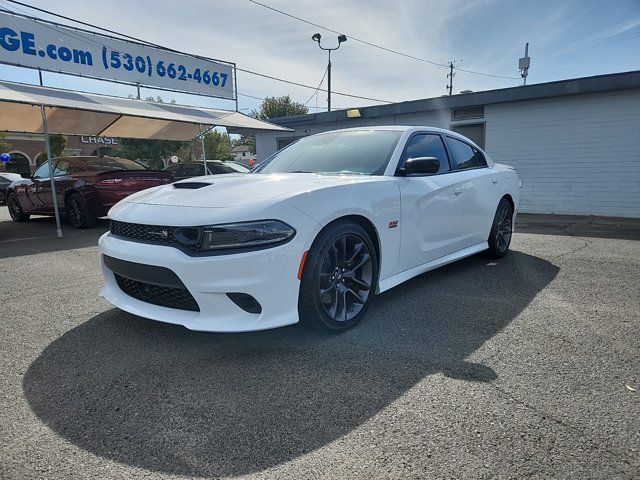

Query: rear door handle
[454,186,464,196]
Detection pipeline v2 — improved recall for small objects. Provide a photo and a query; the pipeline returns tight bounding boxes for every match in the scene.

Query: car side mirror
[402,157,440,175]
[20,172,31,179]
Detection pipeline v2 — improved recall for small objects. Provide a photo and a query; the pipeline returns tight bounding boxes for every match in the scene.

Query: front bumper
[98,232,305,332]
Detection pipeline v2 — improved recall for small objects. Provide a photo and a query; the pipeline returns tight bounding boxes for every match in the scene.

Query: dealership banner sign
[0,11,235,99]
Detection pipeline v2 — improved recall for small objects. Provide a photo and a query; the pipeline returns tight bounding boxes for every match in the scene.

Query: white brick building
[255,71,640,218]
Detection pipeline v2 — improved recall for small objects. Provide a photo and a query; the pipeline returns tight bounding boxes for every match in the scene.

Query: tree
[116,96,188,168]
[237,96,307,157]
[49,134,67,158]
[0,132,9,153]
[250,95,308,120]
[203,130,233,160]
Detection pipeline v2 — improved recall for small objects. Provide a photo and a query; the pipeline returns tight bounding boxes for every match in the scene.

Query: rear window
[82,158,147,171]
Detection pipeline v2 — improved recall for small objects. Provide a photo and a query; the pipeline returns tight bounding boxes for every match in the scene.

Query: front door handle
[454,186,464,196]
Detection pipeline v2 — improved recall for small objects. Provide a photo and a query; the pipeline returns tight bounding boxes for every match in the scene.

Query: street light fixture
[311,32,347,111]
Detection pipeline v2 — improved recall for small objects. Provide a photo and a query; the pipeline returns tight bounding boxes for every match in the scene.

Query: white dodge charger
[99,126,518,333]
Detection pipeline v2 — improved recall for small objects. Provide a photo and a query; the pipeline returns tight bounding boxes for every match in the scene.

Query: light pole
[311,33,347,112]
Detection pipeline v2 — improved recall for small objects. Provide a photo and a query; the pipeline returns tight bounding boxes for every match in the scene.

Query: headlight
[199,220,296,252]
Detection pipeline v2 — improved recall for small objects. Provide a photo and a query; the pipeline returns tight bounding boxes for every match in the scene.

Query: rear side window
[446,136,486,170]
[53,160,71,176]
[400,134,450,174]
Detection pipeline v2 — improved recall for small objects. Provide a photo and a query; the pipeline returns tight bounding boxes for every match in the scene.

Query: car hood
[123,173,382,208]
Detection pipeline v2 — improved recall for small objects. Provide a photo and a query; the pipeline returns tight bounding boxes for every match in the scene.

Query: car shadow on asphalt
[0,216,110,259]
[22,251,558,477]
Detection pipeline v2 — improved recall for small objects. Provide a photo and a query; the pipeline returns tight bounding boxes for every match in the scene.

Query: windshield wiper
[288,170,313,173]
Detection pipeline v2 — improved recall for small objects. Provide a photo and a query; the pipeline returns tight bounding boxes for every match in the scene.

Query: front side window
[255,130,402,176]
[33,162,51,179]
[447,136,484,170]
[399,134,450,174]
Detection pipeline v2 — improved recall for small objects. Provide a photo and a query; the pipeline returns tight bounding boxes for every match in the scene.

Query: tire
[298,221,378,333]
[7,192,30,222]
[486,198,513,258]
[66,192,96,229]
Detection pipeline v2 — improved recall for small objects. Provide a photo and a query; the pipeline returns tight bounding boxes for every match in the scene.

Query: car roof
[309,126,484,151]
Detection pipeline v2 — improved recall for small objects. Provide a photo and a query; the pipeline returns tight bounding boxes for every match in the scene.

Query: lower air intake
[115,274,200,312]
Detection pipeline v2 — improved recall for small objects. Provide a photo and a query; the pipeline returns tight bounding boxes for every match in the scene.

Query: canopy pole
[199,124,208,175]
[39,69,62,238]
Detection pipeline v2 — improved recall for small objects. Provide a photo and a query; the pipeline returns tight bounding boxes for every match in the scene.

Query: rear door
[445,136,496,245]
[396,132,468,271]
[39,159,73,210]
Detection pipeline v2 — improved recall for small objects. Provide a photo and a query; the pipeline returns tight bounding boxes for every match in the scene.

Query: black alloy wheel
[7,192,30,222]
[486,198,513,258]
[299,221,378,333]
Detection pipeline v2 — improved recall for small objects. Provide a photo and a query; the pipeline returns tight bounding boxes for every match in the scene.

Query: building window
[452,106,484,121]
[7,152,31,176]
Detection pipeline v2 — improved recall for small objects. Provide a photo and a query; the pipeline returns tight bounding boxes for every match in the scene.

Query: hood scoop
[173,182,212,190]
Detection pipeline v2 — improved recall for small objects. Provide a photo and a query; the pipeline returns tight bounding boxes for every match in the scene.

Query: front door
[396,133,468,271]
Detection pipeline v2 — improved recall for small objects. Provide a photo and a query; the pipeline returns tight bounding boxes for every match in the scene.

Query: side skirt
[377,242,488,293]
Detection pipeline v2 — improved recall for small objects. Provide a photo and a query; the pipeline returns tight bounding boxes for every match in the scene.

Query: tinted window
[183,164,205,176]
[83,158,147,172]
[206,162,237,174]
[256,130,402,176]
[400,134,450,174]
[33,162,51,178]
[447,137,479,170]
[53,160,71,176]
[474,149,488,167]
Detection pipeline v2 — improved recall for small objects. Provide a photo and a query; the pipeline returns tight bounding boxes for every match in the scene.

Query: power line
[3,0,396,104]
[246,0,519,80]
[304,65,328,106]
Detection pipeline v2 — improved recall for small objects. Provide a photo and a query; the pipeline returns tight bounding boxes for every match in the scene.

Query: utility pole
[446,61,455,96]
[327,50,332,111]
[519,43,531,86]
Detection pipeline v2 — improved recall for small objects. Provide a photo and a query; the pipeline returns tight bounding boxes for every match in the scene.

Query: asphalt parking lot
[1,209,638,479]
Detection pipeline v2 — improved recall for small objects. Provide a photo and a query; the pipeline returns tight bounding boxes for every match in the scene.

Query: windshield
[254,130,402,175]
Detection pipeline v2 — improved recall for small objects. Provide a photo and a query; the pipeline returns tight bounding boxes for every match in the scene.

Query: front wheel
[7,192,30,222]
[486,198,513,258]
[298,221,378,333]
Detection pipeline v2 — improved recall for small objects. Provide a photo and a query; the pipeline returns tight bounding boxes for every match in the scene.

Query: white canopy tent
[0,80,290,139]
[0,80,291,237]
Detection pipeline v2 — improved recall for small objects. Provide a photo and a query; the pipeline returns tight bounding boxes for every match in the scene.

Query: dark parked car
[164,160,248,182]
[0,172,22,205]
[6,156,173,228]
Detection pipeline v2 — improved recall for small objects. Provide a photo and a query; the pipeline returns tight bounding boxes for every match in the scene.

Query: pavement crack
[488,382,637,467]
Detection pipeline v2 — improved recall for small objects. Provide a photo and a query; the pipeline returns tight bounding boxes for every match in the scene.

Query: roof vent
[452,106,484,121]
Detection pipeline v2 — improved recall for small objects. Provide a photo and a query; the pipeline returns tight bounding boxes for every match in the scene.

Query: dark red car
[6,156,173,228]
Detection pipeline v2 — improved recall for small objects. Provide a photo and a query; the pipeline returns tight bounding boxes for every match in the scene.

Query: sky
[0,0,639,114]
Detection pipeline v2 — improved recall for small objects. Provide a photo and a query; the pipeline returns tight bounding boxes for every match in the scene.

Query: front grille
[111,220,179,246]
[114,273,200,312]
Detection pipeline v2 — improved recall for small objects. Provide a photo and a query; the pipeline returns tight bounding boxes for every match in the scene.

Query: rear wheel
[66,193,96,229]
[299,221,378,333]
[7,192,30,222]
[486,198,513,258]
